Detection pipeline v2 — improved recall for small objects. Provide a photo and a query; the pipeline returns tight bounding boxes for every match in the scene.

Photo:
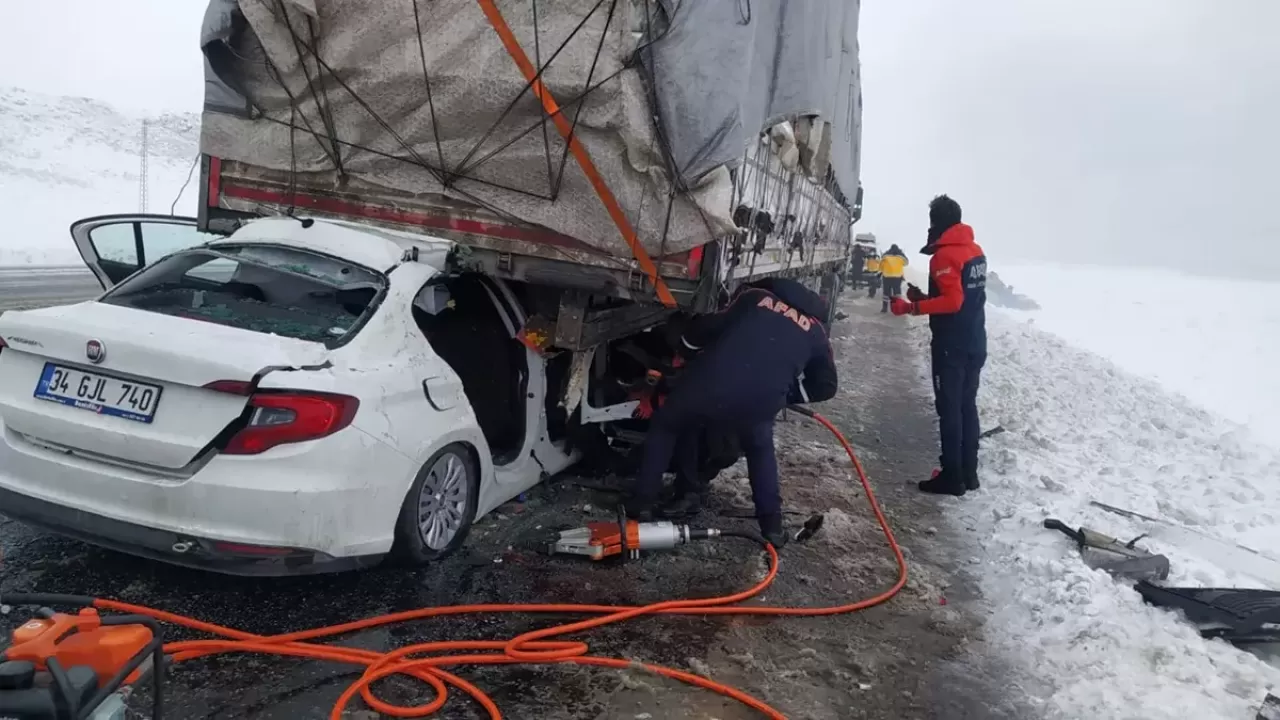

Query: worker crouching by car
[628,278,838,548]
[890,195,987,496]
[878,244,908,313]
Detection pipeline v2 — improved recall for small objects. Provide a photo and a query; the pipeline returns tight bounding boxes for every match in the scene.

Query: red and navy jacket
[914,223,987,353]
[679,278,838,412]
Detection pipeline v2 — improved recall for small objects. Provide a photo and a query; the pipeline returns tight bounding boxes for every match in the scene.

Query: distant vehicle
[847,233,879,287]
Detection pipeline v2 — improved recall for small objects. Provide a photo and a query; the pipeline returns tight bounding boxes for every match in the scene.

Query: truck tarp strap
[474,0,678,308]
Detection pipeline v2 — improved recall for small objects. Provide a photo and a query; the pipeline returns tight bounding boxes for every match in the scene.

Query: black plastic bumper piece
[0,487,385,577]
[1136,582,1280,645]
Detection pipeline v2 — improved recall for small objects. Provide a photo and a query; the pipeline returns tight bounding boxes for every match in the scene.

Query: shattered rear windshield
[100,244,385,345]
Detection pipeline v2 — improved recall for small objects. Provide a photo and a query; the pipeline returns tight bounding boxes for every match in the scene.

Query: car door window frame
[71,214,216,290]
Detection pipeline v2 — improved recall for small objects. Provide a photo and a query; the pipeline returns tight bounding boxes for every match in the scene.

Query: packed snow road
[0,293,1021,719]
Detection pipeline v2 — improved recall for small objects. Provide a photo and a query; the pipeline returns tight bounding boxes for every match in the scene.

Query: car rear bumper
[0,486,382,576]
[0,419,416,574]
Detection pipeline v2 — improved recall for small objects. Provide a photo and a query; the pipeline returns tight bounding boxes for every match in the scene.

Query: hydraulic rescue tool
[545,507,720,561]
[546,507,826,560]
[0,594,164,720]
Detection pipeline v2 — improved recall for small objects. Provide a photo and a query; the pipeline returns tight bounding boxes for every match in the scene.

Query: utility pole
[138,119,150,213]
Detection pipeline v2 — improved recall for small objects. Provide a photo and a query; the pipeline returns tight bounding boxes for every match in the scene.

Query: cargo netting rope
[247,0,694,307]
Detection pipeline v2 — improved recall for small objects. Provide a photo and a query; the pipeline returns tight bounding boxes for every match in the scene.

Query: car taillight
[222,391,359,455]
[202,379,254,395]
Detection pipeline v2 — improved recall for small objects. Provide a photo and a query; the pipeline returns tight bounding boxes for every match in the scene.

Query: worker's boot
[918,468,966,497]
[880,300,889,313]
[963,467,980,492]
[759,513,788,549]
[657,491,704,519]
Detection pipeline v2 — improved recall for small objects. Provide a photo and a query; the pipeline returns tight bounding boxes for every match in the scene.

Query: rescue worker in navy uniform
[628,278,839,547]
[890,195,987,496]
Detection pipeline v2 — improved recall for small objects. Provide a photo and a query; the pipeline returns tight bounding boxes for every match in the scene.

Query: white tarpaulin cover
[200,0,861,258]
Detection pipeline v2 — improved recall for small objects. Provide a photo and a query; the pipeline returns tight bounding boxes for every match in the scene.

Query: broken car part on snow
[1042,518,1171,582]
[1091,500,1280,581]
[1258,692,1280,720]
[1048,505,1280,648]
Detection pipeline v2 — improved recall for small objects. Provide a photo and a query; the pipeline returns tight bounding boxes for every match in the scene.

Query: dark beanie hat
[928,194,962,230]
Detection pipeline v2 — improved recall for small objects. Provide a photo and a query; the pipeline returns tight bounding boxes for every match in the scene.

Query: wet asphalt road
[0,266,102,311]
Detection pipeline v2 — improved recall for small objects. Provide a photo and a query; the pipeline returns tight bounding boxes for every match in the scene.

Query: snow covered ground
[998,263,1280,449]
[0,86,200,266]
[908,264,1280,719]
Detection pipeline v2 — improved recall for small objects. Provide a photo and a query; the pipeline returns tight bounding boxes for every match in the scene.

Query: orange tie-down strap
[474,0,678,308]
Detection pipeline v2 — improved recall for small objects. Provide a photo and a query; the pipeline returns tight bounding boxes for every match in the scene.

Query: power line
[138,119,150,213]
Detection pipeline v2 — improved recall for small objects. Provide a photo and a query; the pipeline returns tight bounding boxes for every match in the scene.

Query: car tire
[392,443,480,564]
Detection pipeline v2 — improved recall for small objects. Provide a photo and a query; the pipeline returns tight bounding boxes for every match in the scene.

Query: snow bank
[0,86,200,266]
[927,311,1280,718]
[997,263,1280,448]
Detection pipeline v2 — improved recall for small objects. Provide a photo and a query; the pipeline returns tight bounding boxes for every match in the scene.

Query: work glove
[632,395,655,420]
[890,297,917,316]
[906,284,926,302]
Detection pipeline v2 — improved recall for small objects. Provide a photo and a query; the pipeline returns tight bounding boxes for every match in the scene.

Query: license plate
[34,363,163,423]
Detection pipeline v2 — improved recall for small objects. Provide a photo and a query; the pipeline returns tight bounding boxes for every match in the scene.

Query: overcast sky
[3,0,1278,279]
[860,0,1280,279]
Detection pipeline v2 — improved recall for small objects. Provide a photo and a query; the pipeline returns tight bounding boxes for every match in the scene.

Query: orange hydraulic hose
[471,0,679,308]
[92,412,907,719]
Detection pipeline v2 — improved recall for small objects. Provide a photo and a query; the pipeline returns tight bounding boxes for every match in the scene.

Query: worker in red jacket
[890,195,987,496]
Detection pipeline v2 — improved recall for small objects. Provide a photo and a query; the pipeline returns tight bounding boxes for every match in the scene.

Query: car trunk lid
[0,302,329,470]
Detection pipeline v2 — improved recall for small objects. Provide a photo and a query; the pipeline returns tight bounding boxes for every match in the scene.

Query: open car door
[72,214,220,290]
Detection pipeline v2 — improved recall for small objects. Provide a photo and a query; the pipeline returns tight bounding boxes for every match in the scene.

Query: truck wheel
[392,443,480,564]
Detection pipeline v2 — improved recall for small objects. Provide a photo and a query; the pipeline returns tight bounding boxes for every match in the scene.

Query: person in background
[864,253,881,297]
[878,244,908,313]
[849,244,867,290]
[889,195,987,496]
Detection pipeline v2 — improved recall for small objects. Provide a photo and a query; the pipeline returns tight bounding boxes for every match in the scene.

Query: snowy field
[0,86,200,267]
[999,264,1280,449]
[913,264,1280,719]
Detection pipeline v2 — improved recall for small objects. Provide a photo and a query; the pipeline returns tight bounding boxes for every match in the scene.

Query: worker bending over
[629,278,839,547]
[890,195,988,496]
[878,244,908,313]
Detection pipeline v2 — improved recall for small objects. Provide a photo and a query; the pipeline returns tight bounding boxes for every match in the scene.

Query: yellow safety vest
[880,255,906,278]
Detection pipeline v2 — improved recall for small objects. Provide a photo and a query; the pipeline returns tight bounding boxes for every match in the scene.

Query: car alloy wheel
[416,450,471,550]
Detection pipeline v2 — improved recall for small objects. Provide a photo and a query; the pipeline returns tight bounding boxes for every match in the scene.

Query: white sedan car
[0,214,580,575]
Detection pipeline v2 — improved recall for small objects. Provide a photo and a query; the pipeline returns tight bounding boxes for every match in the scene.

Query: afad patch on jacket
[757,295,814,331]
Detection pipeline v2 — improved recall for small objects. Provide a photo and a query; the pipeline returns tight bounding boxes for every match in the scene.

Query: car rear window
[100,244,385,345]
